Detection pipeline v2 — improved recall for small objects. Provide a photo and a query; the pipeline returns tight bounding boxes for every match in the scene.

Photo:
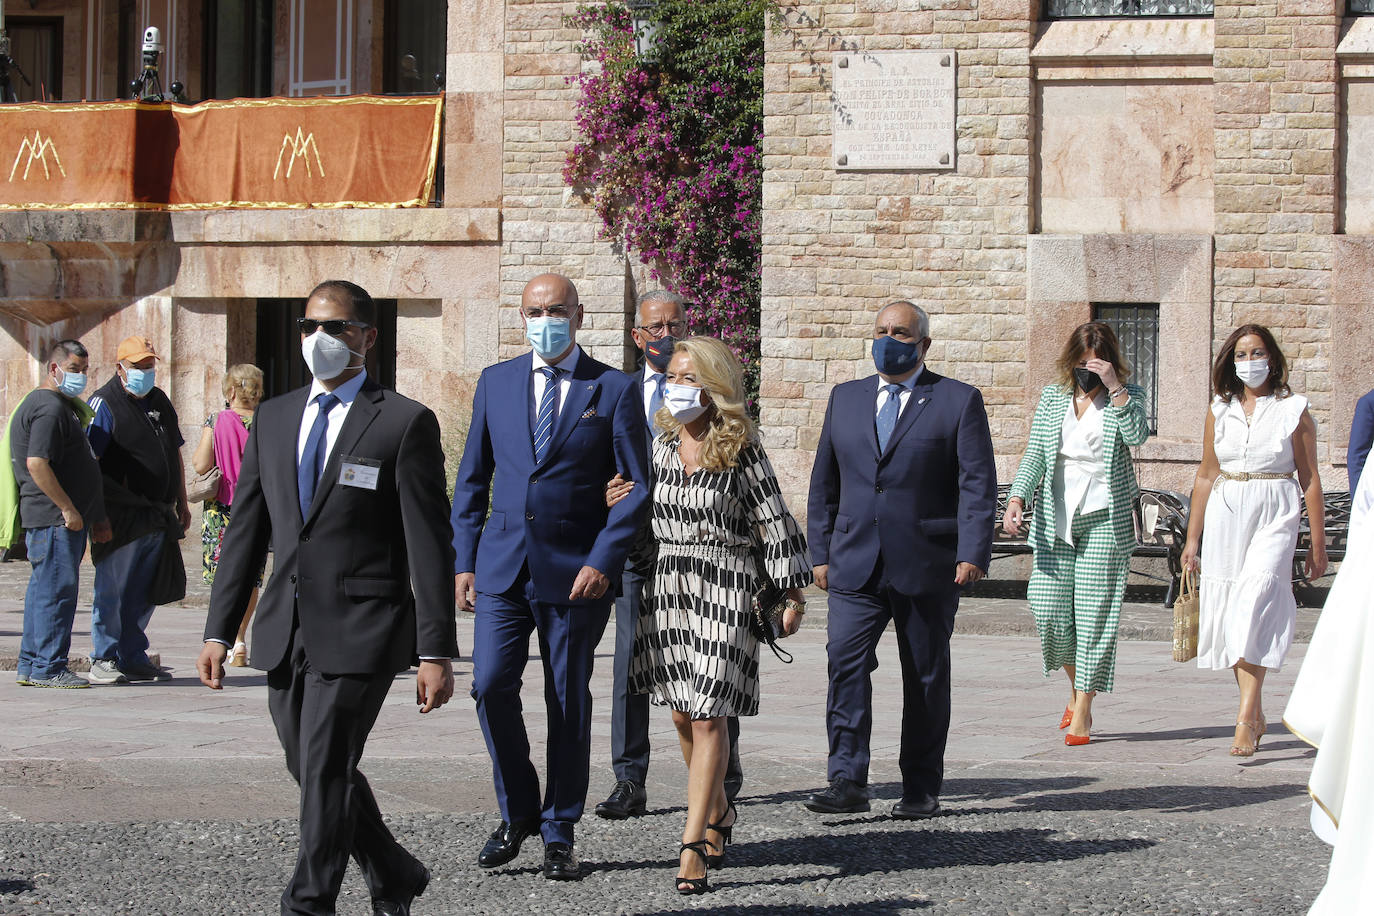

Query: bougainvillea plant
[564,0,773,404]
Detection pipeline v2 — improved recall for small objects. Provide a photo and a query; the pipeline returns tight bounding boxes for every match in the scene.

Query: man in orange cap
[85,334,192,684]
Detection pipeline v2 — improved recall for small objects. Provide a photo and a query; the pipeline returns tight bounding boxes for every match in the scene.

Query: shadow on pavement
[637,900,932,914]
[739,827,1153,870]
[991,782,1309,815]
[0,877,35,895]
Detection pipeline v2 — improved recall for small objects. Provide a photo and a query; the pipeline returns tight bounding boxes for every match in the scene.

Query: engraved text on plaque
[831,50,957,171]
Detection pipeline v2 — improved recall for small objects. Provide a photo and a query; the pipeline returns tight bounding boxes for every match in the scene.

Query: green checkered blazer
[1008,383,1149,553]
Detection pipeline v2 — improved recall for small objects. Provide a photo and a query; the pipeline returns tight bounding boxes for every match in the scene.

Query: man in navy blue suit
[805,300,997,820]
[452,273,650,880]
[1348,388,1374,493]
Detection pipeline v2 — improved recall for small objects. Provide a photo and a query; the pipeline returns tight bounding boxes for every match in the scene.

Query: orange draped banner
[0,95,442,210]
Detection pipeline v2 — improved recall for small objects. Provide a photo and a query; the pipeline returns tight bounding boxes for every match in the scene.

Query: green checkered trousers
[1009,383,1149,694]
[1026,507,1130,692]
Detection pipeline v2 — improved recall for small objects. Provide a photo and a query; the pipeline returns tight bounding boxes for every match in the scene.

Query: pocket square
[580,408,598,419]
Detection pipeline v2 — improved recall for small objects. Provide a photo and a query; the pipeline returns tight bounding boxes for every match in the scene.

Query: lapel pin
[918,397,928,405]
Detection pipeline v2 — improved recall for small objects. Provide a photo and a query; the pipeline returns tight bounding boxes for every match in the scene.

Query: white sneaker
[86,659,127,685]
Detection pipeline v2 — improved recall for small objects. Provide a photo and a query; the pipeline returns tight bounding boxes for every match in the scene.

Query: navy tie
[298,393,339,517]
[534,367,560,463]
[647,372,665,430]
[876,384,903,452]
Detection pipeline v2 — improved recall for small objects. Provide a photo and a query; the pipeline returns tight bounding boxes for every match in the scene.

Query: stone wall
[760,0,1374,514]
[761,0,1036,503]
[500,0,646,370]
[1212,0,1340,458]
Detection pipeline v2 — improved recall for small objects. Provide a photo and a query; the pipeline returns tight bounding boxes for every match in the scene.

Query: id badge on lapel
[339,456,382,490]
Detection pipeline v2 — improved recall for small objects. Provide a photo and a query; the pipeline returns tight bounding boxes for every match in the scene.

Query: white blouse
[1052,397,1109,546]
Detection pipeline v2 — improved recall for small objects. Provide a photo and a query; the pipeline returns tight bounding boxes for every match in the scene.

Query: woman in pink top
[192,364,264,667]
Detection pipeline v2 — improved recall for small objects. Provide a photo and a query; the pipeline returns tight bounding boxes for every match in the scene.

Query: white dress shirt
[532,346,581,414]
[297,369,369,466]
[1052,396,1110,546]
[874,373,918,417]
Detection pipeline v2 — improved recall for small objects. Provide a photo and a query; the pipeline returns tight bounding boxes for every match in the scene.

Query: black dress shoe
[594,780,647,819]
[542,842,582,881]
[477,819,537,868]
[803,777,870,814]
[371,866,430,916]
[891,797,941,820]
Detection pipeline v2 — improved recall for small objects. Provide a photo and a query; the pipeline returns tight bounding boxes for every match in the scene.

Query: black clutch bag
[749,549,794,664]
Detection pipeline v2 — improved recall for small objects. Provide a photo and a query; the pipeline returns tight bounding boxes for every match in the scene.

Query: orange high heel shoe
[1065,713,1092,746]
[1058,705,1073,730]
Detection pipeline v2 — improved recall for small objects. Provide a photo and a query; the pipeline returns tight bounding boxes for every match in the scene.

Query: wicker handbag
[1172,567,1200,663]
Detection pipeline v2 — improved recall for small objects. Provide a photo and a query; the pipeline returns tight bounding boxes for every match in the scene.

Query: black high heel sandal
[676,840,710,895]
[706,802,736,868]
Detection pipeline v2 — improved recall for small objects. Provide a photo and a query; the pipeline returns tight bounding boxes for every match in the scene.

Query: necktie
[298,393,339,517]
[647,373,665,429]
[876,384,903,452]
[534,366,560,463]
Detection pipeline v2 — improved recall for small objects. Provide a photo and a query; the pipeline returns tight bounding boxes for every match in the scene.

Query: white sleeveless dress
[1197,394,1308,671]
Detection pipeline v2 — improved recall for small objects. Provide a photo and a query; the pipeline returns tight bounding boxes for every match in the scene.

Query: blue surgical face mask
[54,367,87,398]
[872,335,923,377]
[122,366,156,397]
[526,316,573,360]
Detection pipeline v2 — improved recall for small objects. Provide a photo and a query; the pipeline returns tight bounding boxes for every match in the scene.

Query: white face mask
[301,329,363,381]
[664,382,709,423]
[1234,358,1269,389]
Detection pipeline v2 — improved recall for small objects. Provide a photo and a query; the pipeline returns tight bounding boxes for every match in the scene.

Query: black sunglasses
[296,318,369,335]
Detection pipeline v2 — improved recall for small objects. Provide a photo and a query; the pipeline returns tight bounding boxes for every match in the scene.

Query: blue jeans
[19,525,88,680]
[90,529,164,666]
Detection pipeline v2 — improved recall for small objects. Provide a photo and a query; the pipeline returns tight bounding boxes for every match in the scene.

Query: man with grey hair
[593,290,746,819]
[805,300,996,819]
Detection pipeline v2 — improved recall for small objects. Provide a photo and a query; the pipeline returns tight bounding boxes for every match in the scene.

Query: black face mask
[1073,367,1102,394]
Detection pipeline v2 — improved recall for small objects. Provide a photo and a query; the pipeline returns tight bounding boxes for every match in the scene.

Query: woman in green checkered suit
[1003,322,1149,746]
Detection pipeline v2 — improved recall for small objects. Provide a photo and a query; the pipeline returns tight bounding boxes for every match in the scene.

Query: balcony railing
[1045,0,1213,16]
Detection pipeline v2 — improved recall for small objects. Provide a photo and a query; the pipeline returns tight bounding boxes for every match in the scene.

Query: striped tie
[534,366,560,462]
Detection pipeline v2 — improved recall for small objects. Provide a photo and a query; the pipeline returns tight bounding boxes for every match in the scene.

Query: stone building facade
[760,0,1374,508]
[2,0,1373,520]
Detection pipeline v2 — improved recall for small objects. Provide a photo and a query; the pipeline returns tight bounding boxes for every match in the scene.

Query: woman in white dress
[1181,324,1326,757]
[1285,458,1374,913]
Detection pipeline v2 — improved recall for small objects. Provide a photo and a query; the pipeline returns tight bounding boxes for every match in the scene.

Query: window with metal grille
[1045,0,1212,17]
[1353,0,1374,14]
[1094,303,1159,434]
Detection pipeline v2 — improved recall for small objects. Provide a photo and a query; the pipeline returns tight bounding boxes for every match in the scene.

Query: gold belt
[1218,470,1293,482]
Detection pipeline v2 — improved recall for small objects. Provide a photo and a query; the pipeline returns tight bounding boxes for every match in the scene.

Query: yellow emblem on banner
[9,131,67,182]
[274,127,325,180]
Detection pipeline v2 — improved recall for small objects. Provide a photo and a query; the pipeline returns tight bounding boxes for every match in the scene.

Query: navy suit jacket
[451,348,650,603]
[807,368,998,596]
[1349,389,1374,493]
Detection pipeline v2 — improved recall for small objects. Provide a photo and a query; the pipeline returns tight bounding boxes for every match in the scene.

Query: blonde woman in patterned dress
[1182,324,1326,758]
[621,336,811,894]
[1004,322,1148,747]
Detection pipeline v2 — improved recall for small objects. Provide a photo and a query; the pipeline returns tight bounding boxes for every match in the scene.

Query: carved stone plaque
[831,50,956,171]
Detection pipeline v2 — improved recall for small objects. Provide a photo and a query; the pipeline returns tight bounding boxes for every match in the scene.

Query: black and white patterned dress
[628,436,812,718]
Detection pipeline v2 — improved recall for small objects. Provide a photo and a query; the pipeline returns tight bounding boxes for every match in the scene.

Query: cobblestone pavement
[0,539,1332,914]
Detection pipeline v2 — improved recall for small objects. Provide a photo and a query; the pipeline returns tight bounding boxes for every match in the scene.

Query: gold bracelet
[785,598,806,615]
[1109,386,1127,399]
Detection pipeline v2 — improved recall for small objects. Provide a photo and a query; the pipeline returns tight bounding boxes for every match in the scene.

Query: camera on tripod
[129,27,184,103]
[0,29,34,105]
